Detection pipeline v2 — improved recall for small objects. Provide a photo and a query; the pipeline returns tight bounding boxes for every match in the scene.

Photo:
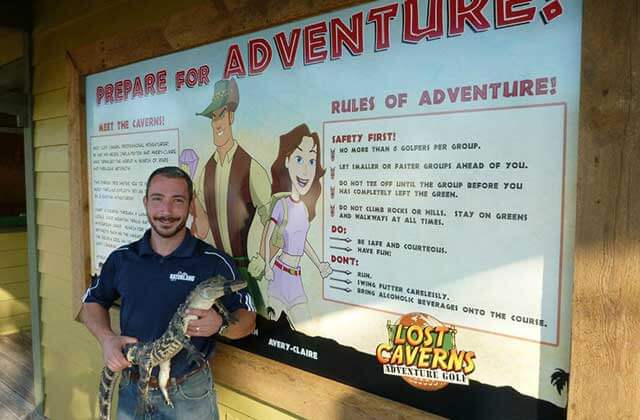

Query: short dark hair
[145,166,193,203]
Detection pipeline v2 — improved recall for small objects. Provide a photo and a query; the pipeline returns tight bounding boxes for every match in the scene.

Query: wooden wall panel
[66,53,91,321]
[35,145,69,172]
[0,299,29,319]
[42,367,99,420]
[35,173,69,200]
[40,325,99,376]
[39,273,73,304]
[37,225,71,257]
[0,266,28,285]
[33,0,206,65]
[41,305,86,336]
[0,29,22,66]
[213,344,441,420]
[33,58,68,95]
[0,231,26,251]
[0,282,29,301]
[33,88,67,121]
[33,0,118,35]
[34,117,69,147]
[40,312,98,358]
[42,339,102,373]
[216,385,297,420]
[0,250,27,268]
[567,0,640,419]
[38,251,72,279]
[0,314,30,335]
[36,199,70,229]
[0,231,30,335]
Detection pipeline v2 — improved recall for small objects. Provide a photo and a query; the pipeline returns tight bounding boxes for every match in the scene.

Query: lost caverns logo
[376,312,476,391]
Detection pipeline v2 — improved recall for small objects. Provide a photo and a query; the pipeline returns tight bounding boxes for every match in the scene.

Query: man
[82,166,256,419]
[192,78,271,313]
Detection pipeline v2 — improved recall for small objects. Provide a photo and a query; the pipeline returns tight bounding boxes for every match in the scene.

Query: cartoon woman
[262,123,332,326]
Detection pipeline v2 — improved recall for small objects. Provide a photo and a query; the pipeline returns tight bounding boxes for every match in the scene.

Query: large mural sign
[86,1,582,417]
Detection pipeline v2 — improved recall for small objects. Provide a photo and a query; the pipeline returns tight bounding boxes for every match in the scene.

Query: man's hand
[186,308,223,337]
[101,335,137,372]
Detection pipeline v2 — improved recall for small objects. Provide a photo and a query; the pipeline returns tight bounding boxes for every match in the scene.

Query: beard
[147,214,188,238]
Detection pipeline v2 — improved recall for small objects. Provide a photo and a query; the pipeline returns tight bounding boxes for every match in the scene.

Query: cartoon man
[192,78,271,313]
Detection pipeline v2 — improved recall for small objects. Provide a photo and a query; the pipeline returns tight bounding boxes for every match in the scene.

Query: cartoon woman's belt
[274,259,301,276]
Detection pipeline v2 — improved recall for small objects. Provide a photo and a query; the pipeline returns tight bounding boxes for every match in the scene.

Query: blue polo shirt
[83,229,254,377]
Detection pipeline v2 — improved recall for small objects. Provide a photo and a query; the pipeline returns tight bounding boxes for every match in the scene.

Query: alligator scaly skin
[98,275,246,420]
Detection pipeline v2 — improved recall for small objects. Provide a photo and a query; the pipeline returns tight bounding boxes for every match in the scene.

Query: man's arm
[81,302,137,371]
[191,195,210,239]
[249,160,272,213]
[191,167,211,239]
[186,307,256,339]
[223,308,256,339]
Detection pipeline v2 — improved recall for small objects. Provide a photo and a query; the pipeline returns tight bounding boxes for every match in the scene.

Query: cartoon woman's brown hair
[270,123,325,220]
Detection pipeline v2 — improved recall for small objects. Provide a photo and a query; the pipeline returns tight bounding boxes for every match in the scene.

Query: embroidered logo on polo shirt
[169,271,196,282]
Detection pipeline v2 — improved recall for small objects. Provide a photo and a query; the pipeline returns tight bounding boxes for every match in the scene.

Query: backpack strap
[280,197,288,228]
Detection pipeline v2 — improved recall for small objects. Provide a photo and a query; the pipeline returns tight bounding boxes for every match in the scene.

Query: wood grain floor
[0,332,46,419]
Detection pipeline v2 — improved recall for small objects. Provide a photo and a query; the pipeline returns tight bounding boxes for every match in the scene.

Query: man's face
[143,175,190,239]
[210,107,234,147]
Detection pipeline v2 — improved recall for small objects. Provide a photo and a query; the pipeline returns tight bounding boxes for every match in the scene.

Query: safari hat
[196,78,239,118]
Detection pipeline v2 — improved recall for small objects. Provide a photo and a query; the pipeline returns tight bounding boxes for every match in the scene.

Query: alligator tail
[98,367,118,420]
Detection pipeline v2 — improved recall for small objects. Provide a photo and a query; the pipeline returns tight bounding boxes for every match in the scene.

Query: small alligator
[98,275,247,420]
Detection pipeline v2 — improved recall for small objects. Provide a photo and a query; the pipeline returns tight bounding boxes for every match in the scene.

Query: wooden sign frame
[65,1,640,419]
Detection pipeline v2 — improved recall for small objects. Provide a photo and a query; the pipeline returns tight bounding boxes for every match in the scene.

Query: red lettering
[157,70,167,94]
[104,84,114,104]
[473,84,487,100]
[367,3,398,51]
[96,86,104,105]
[175,70,185,90]
[144,73,156,95]
[489,82,501,99]
[186,68,199,88]
[330,12,364,60]
[304,22,328,65]
[114,80,124,102]
[224,44,247,79]
[176,66,209,90]
[447,87,461,102]
[331,255,357,265]
[519,79,534,96]
[331,225,347,234]
[249,38,273,75]
[402,0,444,43]
[418,90,431,106]
[274,29,301,70]
[123,79,132,100]
[460,85,472,101]
[535,77,549,95]
[448,0,491,37]
[495,0,535,28]
[198,65,210,86]
[132,77,143,98]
